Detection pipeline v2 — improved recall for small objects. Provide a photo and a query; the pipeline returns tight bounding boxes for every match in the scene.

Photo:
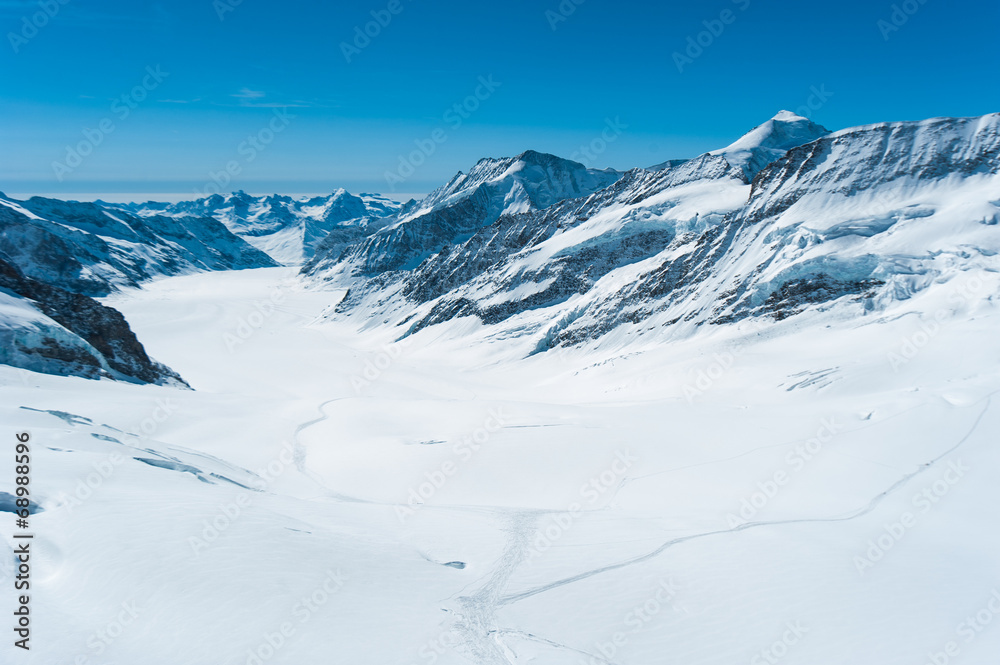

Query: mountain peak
[721,112,830,155]
[516,149,562,163]
[514,150,595,171]
[771,110,808,122]
[227,190,255,204]
[711,112,831,179]
[468,150,585,174]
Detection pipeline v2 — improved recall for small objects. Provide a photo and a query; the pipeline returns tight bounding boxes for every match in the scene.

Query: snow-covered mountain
[304,112,1000,355]
[304,150,622,278]
[0,193,276,297]
[0,252,186,385]
[0,193,279,383]
[119,189,404,265]
[708,109,831,179]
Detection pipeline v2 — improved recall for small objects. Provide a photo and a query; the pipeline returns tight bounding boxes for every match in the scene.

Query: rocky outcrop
[0,253,187,386]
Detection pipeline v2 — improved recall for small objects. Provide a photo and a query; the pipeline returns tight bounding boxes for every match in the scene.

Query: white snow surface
[1,266,998,664]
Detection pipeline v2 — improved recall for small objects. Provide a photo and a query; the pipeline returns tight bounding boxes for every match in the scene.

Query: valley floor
[2,267,999,664]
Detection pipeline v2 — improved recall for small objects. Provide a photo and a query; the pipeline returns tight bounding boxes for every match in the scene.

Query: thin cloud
[226,89,318,109]
[232,88,267,102]
[241,102,312,108]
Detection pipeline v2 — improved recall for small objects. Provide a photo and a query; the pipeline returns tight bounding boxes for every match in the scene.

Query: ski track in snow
[291,396,377,504]
[281,352,995,662]
[497,628,625,665]
[451,512,537,665]
[499,394,994,609]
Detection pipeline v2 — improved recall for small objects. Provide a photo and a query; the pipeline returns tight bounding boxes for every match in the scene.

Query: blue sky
[1,0,997,201]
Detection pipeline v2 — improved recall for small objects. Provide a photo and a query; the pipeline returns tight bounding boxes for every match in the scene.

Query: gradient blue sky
[1,0,997,201]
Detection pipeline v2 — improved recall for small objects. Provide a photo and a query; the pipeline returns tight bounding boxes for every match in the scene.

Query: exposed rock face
[0,254,187,386]
[303,113,1000,354]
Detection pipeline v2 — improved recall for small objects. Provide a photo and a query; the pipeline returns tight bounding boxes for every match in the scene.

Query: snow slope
[1,266,998,664]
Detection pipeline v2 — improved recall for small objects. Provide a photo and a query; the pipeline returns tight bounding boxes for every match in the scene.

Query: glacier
[0,110,998,665]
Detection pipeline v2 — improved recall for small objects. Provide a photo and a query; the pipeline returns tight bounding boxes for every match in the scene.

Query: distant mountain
[118,190,404,265]
[304,150,622,279]
[0,193,279,384]
[303,112,1000,354]
[0,194,276,297]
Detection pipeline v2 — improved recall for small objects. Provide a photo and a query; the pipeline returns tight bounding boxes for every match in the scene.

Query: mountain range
[303,111,1000,355]
[117,189,404,266]
[1,110,997,381]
